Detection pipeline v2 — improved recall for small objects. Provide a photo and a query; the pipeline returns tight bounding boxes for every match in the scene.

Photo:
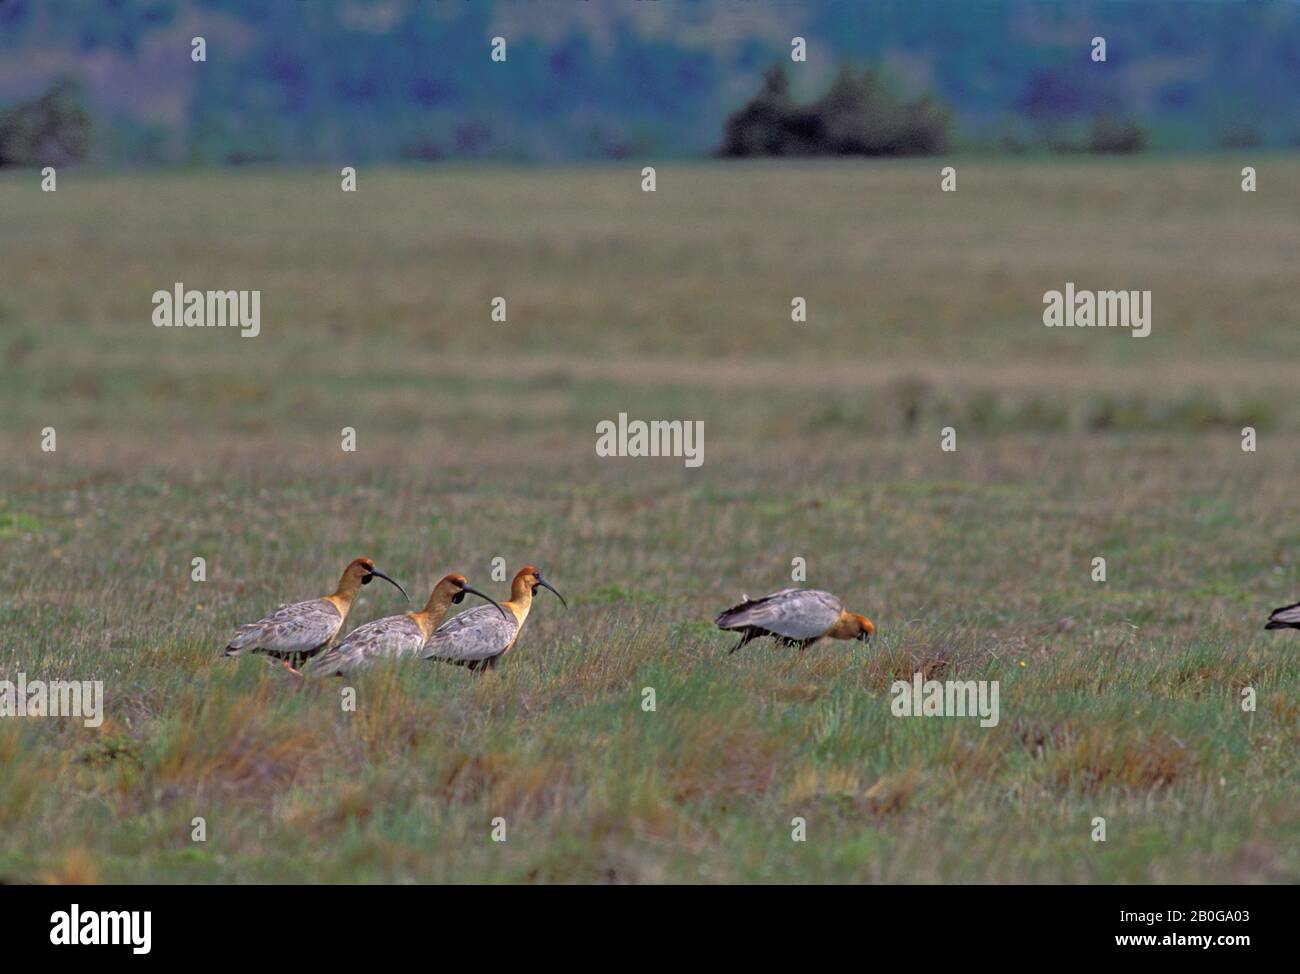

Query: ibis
[222,557,408,672]
[310,574,506,676]
[715,587,874,654]
[1265,601,1300,631]
[421,566,566,672]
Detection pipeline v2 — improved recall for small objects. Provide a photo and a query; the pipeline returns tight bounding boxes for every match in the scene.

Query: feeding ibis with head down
[715,587,874,654]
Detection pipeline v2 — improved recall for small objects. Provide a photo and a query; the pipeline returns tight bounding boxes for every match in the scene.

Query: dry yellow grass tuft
[1051,727,1198,794]
[42,847,100,885]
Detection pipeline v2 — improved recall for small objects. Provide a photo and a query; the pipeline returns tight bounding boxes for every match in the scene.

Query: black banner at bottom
[0,883,1283,961]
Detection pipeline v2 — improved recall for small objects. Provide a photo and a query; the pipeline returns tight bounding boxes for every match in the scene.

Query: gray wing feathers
[421,605,518,662]
[715,589,842,639]
[312,614,426,674]
[227,598,342,653]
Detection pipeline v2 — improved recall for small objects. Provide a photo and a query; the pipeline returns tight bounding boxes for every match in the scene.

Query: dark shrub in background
[1216,122,1263,149]
[0,79,91,167]
[717,67,801,156]
[1043,115,1149,154]
[1087,115,1147,154]
[719,65,951,157]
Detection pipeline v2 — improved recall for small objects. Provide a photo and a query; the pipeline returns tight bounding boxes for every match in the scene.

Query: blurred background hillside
[1,0,1298,167]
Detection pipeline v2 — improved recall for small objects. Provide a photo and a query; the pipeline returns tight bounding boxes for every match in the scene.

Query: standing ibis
[1265,601,1300,630]
[222,557,408,672]
[715,587,874,654]
[421,566,567,672]
[310,574,506,676]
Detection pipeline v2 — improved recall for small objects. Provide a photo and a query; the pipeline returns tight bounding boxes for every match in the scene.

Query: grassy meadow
[0,158,1298,883]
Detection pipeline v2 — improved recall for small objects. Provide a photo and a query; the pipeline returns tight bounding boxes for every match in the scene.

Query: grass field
[1,158,1298,883]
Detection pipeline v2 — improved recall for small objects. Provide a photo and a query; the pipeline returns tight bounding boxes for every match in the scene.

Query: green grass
[0,159,1297,883]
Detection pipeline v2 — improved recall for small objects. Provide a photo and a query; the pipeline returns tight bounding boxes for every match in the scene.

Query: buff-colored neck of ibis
[501,569,538,625]
[409,577,464,638]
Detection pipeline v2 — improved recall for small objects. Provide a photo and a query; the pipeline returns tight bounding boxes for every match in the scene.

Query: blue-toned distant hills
[0,0,1296,164]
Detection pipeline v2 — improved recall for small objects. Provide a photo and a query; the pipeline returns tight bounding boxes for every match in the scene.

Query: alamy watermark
[595,412,704,468]
[50,905,151,954]
[152,283,260,337]
[890,672,999,727]
[0,672,103,727]
[1043,282,1150,338]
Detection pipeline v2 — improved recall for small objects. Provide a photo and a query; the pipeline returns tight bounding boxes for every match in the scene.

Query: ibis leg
[729,629,760,655]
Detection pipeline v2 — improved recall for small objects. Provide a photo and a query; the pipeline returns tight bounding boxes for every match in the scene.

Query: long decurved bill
[537,577,568,609]
[369,568,409,601]
[465,584,509,621]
